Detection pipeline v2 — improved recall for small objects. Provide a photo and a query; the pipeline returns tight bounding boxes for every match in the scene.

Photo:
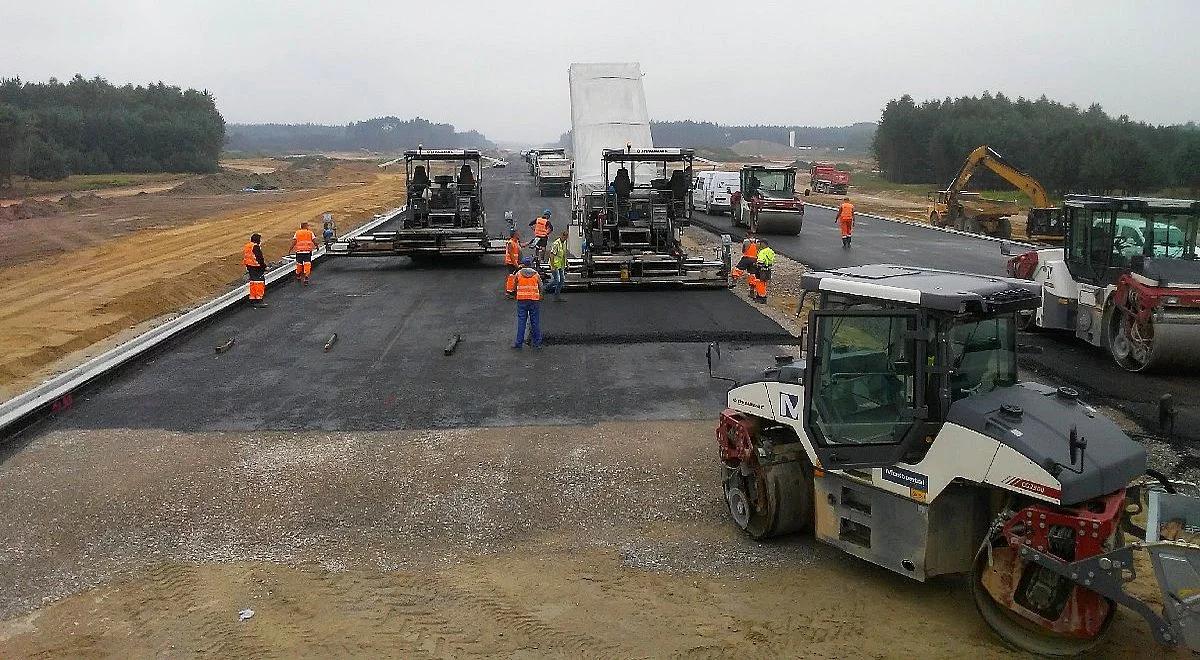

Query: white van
[692,171,740,215]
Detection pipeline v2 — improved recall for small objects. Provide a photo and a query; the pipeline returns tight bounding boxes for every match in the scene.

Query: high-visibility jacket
[756,246,776,268]
[533,217,551,238]
[549,238,568,269]
[294,228,316,252]
[505,238,521,266]
[515,269,541,301]
[837,202,855,221]
[742,239,759,259]
[242,241,263,267]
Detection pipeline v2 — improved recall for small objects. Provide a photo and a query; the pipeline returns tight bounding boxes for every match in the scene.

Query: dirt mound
[0,194,111,223]
[170,159,335,195]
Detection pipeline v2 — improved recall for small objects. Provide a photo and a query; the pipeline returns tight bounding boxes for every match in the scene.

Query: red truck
[807,162,850,195]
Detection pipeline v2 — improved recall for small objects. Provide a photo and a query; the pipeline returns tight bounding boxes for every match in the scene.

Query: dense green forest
[873,93,1200,194]
[555,121,876,154]
[0,75,225,183]
[225,117,494,154]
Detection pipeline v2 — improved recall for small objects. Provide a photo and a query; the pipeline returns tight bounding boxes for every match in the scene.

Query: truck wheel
[929,212,941,227]
[997,217,1013,239]
[964,217,982,233]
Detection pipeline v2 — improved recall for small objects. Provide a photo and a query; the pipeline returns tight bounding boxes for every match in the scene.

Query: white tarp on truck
[568,62,654,202]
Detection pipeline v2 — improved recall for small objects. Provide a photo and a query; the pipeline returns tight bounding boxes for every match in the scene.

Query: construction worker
[753,239,776,303]
[529,209,553,262]
[548,230,569,301]
[243,233,268,308]
[513,257,543,350]
[837,197,855,248]
[322,222,335,249]
[290,221,317,285]
[504,229,523,297]
[729,234,760,289]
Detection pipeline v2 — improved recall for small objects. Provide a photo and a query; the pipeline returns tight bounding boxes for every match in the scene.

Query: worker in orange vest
[729,234,759,290]
[504,229,523,297]
[837,197,855,248]
[243,233,268,308]
[513,257,543,349]
[529,209,553,262]
[290,222,317,284]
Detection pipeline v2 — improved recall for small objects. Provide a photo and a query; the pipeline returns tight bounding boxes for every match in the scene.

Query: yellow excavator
[928,146,1063,242]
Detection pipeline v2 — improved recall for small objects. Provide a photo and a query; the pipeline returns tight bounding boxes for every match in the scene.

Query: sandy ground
[0,161,404,399]
[0,422,1175,659]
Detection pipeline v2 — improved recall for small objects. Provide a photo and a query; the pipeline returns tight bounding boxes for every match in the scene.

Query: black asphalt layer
[41,166,790,433]
[694,204,1199,444]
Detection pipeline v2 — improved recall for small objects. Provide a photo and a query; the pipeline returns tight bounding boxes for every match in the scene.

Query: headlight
[1163,296,1180,305]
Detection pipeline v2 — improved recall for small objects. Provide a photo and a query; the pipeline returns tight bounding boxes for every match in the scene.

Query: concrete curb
[0,206,405,437]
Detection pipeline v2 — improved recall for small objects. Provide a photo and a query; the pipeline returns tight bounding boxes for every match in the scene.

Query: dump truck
[565,63,727,287]
[712,263,1200,655]
[807,161,849,195]
[534,152,572,196]
[1005,194,1200,372]
[930,145,1063,242]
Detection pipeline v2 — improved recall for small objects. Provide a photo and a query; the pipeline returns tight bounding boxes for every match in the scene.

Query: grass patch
[2,173,187,197]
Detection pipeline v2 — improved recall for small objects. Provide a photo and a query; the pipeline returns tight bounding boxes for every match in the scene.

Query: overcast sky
[6,0,1198,144]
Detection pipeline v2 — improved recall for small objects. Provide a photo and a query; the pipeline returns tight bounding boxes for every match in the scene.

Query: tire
[1106,302,1155,372]
[706,202,714,215]
[997,217,1013,239]
[929,212,941,227]
[964,217,982,233]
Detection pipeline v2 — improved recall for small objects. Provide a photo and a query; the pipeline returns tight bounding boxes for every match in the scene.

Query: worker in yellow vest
[242,233,267,308]
[513,257,543,349]
[753,240,776,303]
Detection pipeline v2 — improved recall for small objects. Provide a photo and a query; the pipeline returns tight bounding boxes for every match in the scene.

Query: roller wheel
[1107,303,1155,372]
[971,545,1115,657]
[722,459,813,540]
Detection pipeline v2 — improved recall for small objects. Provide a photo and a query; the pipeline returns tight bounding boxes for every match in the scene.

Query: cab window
[807,314,916,446]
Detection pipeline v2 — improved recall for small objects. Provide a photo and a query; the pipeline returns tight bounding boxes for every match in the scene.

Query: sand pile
[0,193,111,223]
[171,159,335,195]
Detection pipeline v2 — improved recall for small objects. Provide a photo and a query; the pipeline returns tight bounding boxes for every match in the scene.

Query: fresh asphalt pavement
[694,203,1199,445]
[40,165,791,433]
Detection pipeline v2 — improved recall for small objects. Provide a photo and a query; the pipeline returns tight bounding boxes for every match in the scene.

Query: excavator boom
[947,146,1051,208]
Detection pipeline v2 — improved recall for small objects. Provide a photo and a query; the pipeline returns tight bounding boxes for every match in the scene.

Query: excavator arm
[947,146,1052,208]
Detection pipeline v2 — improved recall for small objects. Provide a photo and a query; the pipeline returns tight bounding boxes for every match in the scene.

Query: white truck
[534,152,572,196]
[692,170,739,215]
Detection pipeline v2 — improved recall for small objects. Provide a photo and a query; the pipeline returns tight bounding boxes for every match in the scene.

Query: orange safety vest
[242,241,261,266]
[742,240,759,259]
[534,217,550,238]
[294,228,316,252]
[505,238,521,266]
[837,202,855,221]
[515,270,541,301]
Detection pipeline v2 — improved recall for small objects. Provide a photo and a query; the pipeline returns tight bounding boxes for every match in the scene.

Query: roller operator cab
[730,165,804,234]
[715,264,1200,655]
[1006,195,1200,372]
[567,148,728,287]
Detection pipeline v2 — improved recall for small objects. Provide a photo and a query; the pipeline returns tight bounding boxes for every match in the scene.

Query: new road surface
[694,200,1198,445]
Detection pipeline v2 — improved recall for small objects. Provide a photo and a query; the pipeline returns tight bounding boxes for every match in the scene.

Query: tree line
[0,75,225,183]
[873,93,1200,195]
[225,117,494,154]
[555,121,877,154]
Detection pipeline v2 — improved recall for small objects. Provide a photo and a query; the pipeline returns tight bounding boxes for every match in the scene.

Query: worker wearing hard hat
[290,221,317,284]
[504,229,523,297]
[730,234,760,290]
[548,230,569,301]
[753,240,776,303]
[837,197,855,248]
[529,209,553,262]
[513,257,543,349]
[242,233,268,308]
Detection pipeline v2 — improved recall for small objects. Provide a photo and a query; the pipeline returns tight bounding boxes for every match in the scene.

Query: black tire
[997,217,1013,239]
[706,202,714,215]
[964,217,982,233]
[971,545,1115,656]
[929,212,941,227]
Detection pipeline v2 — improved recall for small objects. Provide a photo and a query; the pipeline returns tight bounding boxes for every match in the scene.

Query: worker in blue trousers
[513,257,543,349]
